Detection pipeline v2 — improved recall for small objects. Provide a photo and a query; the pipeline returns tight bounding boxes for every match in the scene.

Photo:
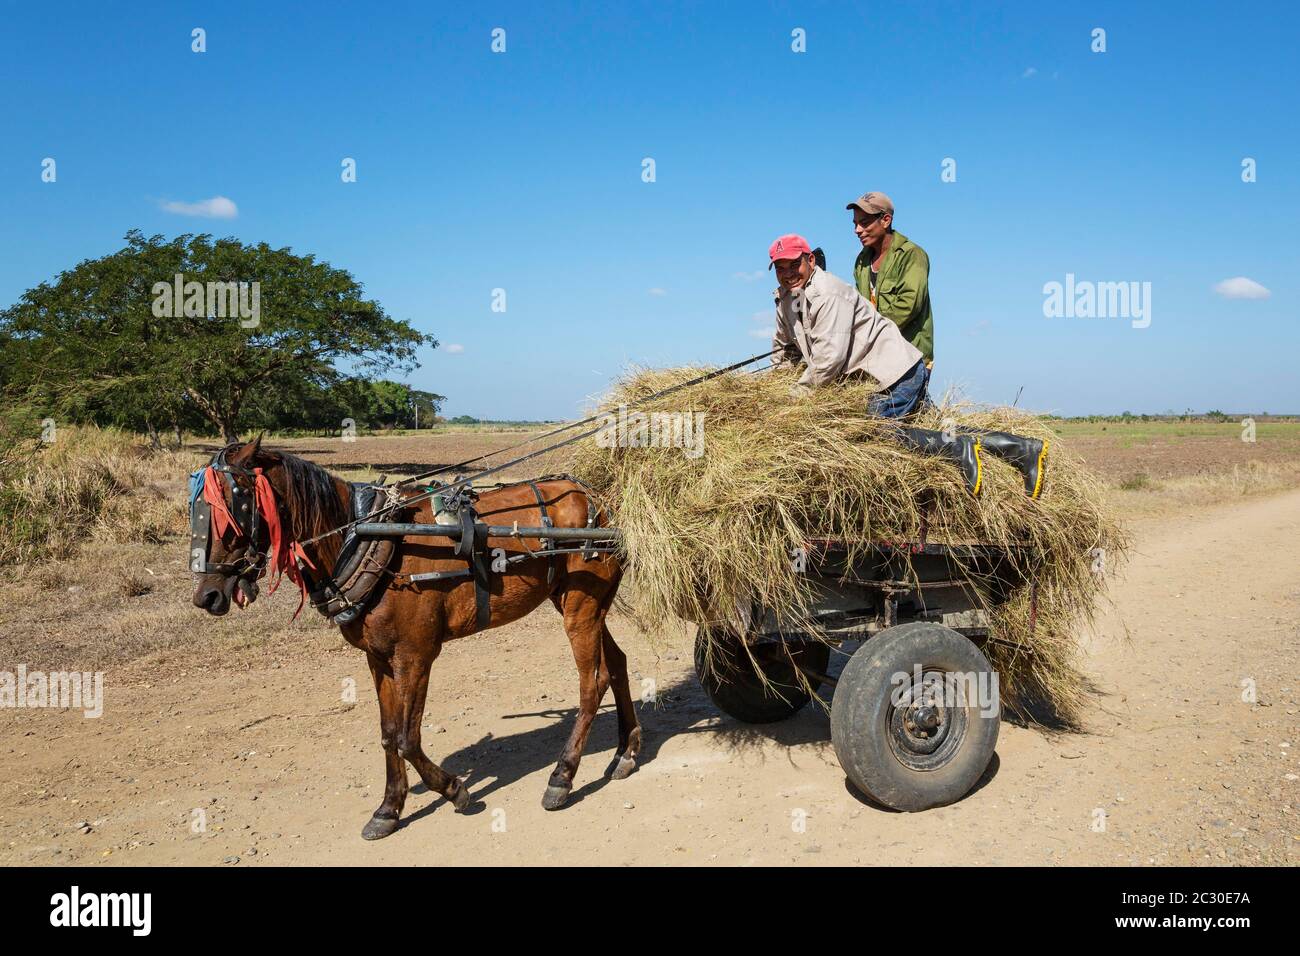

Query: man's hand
[788,382,812,399]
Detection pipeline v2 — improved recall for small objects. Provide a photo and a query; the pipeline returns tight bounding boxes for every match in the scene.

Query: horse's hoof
[361,815,399,840]
[611,755,637,780]
[450,781,472,811]
[541,784,571,810]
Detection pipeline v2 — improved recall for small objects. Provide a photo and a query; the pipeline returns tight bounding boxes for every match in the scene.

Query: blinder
[189,447,269,577]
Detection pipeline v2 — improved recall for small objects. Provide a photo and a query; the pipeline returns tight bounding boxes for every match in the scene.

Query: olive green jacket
[852,230,934,362]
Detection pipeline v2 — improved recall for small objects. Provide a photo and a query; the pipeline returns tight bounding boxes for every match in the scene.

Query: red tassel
[248,468,319,622]
[202,466,241,541]
[253,471,286,593]
[286,541,317,621]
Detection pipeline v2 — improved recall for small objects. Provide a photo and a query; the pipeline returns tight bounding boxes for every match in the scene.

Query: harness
[303,483,403,625]
[190,448,613,633]
[405,474,614,632]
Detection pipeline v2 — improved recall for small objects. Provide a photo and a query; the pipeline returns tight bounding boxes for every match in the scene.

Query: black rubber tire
[694,627,831,724]
[830,622,999,811]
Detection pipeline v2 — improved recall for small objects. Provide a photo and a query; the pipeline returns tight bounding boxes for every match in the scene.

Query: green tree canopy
[1,230,436,442]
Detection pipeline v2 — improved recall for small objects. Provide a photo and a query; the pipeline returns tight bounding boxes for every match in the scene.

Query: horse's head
[190,436,274,615]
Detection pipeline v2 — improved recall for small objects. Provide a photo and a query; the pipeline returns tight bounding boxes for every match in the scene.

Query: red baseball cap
[768,233,812,268]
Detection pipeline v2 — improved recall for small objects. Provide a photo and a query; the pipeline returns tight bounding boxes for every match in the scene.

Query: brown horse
[190,437,641,840]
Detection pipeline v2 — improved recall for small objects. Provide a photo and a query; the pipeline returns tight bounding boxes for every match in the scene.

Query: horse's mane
[239,445,351,567]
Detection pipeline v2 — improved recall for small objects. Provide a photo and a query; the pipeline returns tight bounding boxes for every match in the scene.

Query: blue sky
[2,1,1297,418]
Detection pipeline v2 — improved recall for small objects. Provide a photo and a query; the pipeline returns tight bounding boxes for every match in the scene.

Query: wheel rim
[886,669,969,772]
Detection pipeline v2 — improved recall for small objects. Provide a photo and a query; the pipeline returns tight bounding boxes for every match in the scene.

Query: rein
[298,346,782,548]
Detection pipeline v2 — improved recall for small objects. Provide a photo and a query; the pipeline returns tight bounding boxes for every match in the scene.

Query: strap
[526,480,556,585]
[454,506,491,632]
[583,489,599,561]
[530,472,611,563]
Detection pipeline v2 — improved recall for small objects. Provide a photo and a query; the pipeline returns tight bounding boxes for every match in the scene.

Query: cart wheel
[694,627,831,724]
[831,622,999,811]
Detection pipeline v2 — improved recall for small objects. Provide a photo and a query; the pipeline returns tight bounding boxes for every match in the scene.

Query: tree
[0,231,435,442]
[409,388,446,427]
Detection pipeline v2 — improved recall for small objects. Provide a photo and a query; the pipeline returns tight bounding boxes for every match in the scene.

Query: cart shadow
[400,644,1004,825]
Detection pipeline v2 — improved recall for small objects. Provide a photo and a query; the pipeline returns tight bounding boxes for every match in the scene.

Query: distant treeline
[1045,411,1295,423]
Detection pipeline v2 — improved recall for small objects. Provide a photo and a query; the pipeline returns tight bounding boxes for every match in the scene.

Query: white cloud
[445,343,465,354]
[748,327,775,339]
[749,311,770,323]
[1213,277,1271,300]
[647,287,666,296]
[159,195,238,219]
[732,270,766,282]
[967,320,991,337]
[1021,67,1038,79]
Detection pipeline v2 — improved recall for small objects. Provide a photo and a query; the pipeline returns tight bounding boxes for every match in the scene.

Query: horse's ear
[229,433,264,465]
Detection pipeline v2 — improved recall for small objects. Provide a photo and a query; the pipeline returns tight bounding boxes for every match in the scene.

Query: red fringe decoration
[202,466,241,541]
[253,468,316,620]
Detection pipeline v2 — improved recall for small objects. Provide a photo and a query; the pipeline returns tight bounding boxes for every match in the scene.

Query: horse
[189,436,641,840]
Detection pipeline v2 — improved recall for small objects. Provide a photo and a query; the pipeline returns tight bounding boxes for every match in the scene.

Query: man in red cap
[767,234,1046,497]
[769,232,930,415]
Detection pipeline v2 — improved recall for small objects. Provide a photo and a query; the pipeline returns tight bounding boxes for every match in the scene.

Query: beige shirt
[772,267,922,390]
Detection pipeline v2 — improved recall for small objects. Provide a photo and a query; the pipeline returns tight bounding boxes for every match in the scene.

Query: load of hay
[568,365,1128,727]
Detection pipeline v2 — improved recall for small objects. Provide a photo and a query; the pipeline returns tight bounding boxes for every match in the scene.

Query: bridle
[189,444,319,617]
[189,447,271,578]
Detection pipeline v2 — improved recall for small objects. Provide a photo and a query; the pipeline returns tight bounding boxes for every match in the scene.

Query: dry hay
[569,365,1129,727]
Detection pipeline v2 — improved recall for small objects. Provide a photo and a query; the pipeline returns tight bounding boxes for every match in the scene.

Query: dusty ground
[1,428,1297,866]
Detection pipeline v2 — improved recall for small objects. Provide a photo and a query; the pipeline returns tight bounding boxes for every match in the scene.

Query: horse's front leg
[362,653,409,840]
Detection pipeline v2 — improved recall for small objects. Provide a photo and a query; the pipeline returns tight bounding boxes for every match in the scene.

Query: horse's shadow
[400,663,844,826]
[404,673,707,817]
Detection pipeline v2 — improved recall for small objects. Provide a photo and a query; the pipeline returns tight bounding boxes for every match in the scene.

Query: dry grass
[1109,459,1300,517]
[569,366,1130,726]
[0,425,197,566]
[0,537,343,674]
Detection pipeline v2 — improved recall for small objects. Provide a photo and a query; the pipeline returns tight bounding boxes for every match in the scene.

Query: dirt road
[3,490,1297,866]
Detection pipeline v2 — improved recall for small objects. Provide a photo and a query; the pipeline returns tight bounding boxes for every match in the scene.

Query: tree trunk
[144,418,163,451]
[185,387,242,445]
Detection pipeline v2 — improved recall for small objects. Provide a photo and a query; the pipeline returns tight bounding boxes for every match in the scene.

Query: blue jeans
[868,358,930,419]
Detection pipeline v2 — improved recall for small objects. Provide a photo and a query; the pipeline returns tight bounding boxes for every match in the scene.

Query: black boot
[972,431,1048,499]
[897,427,983,496]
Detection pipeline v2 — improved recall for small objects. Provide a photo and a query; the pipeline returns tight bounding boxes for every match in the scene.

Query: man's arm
[796,292,853,388]
[876,246,929,325]
[771,296,801,366]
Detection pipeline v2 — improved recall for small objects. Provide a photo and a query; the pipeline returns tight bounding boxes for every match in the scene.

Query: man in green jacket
[847,191,934,365]
[843,194,1050,498]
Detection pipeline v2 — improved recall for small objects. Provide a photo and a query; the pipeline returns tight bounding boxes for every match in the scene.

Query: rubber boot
[967,430,1048,499]
[897,427,983,496]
